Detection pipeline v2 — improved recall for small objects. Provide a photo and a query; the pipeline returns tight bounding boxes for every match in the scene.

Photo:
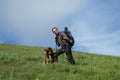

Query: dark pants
[54,43,75,65]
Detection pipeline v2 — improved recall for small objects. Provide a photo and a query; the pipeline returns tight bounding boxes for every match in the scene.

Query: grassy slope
[0,44,120,80]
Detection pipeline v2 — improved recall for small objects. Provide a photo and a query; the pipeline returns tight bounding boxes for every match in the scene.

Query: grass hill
[0,43,120,80]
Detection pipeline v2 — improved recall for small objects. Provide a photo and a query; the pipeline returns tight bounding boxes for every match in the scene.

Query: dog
[43,47,54,64]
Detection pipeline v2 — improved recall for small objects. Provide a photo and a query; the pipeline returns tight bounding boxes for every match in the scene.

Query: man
[52,27,75,65]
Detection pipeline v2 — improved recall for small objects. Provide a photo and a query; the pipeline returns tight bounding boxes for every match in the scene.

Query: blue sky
[0,0,120,56]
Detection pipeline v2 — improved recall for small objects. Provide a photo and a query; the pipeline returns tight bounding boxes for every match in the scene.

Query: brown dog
[43,47,54,64]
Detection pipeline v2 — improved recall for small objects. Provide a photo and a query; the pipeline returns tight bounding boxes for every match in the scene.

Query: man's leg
[54,48,64,62]
[64,44,75,65]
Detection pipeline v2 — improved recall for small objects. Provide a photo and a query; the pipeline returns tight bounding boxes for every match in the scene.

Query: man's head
[52,27,59,35]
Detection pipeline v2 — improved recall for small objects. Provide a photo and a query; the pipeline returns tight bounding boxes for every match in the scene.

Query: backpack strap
[60,32,69,40]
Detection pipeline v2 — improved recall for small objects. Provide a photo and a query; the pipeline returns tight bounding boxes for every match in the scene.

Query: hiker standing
[52,27,75,65]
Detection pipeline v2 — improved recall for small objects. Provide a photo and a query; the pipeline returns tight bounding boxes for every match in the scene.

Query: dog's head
[44,47,53,55]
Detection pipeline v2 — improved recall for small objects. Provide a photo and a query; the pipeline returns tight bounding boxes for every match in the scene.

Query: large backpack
[63,27,75,46]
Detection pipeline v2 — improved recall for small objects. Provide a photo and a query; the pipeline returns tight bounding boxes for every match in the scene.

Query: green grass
[0,43,120,80]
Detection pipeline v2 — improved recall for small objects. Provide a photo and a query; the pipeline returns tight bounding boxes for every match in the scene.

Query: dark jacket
[55,32,69,47]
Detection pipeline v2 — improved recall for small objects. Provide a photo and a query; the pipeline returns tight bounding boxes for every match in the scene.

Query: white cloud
[71,21,120,56]
[1,0,120,56]
[0,0,86,46]
[70,1,120,56]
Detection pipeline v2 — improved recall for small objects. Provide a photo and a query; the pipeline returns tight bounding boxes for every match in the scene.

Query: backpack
[63,27,75,46]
